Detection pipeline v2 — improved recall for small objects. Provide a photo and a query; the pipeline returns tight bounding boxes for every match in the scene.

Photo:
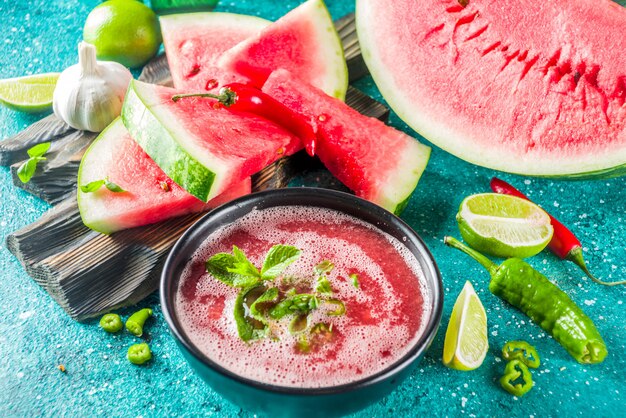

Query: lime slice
[443,281,488,371]
[456,193,553,259]
[0,73,60,113]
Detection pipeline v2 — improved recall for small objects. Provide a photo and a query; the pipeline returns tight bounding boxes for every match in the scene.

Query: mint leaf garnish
[289,314,309,335]
[261,245,301,280]
[105,179,125,193]
[27,142,51,158]
[80,179,106,193]
[234,285,268,342]
[228,245,261,278]
[80,177,125,193]
[17,142,51,183]
[269,294,319,320]
[315,276,333,295]
[206,252,240,286]
[314,260,334,276]
[249,287,279,319]
[326,299,346,316]
[350,273,359,289]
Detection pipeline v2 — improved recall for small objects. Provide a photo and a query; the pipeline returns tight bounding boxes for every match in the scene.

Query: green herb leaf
[296,334,310,353]
[314,260,334,276]
[105,179,125,193]
[206,252,240,286]
[249,287,279,319]
[350,273,360,289]
[27,142,51,158]
[17,158,39,183]
[289,314,309,335]
[269,294,319,320]
[80,179,106,193]
[228,245,261,278]
[234,286,268,342]
[326,299,346,316]
[315,276,333,295]
[261,245,301,280]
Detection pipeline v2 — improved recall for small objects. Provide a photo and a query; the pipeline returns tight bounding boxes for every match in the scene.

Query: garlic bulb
[53,42,132,132]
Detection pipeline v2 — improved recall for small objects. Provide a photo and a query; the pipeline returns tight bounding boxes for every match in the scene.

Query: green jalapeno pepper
[99,313,123,333]
[127,343,152,365]
[125,308,153,337]
[503,341,541,368]
[444,237,607,364]
[500,359,533,396]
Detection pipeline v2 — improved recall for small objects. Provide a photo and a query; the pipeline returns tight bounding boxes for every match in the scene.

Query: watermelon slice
[77,119,251,234]
[160,12,270,90]
[263,69,431,214]
[217,0,348,100]
[121,79,301,202]
[356,0,626,177]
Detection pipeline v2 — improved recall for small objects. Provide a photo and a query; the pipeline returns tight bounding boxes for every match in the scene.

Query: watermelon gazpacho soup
[175,205,430,388]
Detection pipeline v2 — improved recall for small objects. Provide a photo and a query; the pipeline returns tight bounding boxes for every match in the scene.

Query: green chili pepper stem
[444,237,498,275]
[171,88,237,107]
[568,247,626,286]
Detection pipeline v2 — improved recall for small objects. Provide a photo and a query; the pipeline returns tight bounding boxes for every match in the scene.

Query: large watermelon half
[263,70,431,214]
[356,0,626,177]
[121,80,302,202]
[77,119,251,234]
[160,12,270,90]
[217,0,348,100]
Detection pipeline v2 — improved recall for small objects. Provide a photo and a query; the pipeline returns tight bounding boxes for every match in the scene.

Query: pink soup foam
[175,206,430,388]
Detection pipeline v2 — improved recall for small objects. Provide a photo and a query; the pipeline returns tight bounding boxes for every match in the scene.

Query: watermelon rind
[217,0,348,101]
[121,80,220,202]
[355,0,626,178]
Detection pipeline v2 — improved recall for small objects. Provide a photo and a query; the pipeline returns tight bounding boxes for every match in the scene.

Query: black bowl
[161,188,443,417]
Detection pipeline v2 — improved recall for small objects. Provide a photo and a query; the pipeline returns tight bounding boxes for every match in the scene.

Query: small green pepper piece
[127,343,152,365]
[125,308,153,337]
[500,359,533,396]
[100,313,123,333]
[503,341,541,368]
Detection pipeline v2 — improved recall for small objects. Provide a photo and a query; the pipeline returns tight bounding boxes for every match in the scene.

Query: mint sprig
[80,177,125,193]
[17,142,50,183]
[261,245,301,280]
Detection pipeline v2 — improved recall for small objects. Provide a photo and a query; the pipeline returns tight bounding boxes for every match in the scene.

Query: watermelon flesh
[160,12,270,90]
[263,69,431,214]
[217,0,348,100]
[121,80,302,202]
[77,119,251,234]
[356,0,626,177]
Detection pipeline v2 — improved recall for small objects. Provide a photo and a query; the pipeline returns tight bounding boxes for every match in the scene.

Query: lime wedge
[0,73,60,113]
[456,193,553,259]
[443,281,488,371]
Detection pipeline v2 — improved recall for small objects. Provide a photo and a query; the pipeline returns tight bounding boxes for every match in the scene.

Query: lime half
[0,73,60,113]
[457,193,553,259]
[443,281,488,371]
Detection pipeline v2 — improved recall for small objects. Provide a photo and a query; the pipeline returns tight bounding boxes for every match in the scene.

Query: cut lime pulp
[0,73,60,113]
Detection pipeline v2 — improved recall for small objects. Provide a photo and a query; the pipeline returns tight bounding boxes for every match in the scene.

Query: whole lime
[83,0,162,68]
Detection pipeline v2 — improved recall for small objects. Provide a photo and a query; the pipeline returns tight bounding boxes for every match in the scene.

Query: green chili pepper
[503,341,541,368]
[99,313,123,333]
[127,343,152,365]
[500,359,533,396]
[125,308,153,337]
[444,237,607,364]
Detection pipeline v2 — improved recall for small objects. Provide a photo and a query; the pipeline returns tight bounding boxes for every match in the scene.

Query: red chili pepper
[490,177,625,286]
[172,84,318,156]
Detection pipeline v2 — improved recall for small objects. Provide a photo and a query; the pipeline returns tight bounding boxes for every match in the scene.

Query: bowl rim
[161,187,443,396]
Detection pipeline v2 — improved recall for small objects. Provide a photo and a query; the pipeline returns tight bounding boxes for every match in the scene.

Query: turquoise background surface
[1,1,625,416]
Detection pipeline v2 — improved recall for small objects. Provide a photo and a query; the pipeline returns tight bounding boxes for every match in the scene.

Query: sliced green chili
[127,343,152,365]
[503,341,541,368]
[125,308,153,337]
[499,359,533,396]
[100,313,123,333]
